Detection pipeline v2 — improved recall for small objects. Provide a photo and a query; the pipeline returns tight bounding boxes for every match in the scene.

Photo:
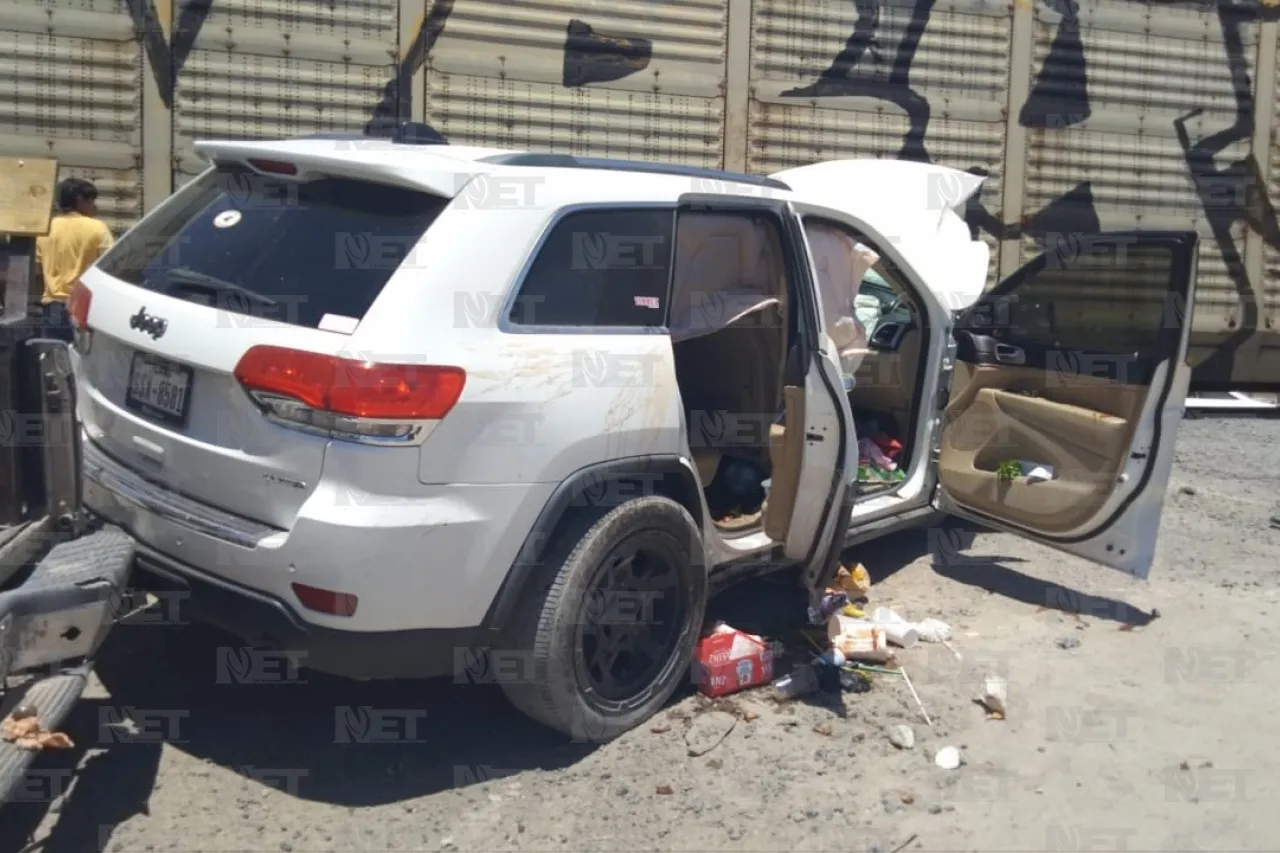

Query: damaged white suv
[72,130,1200,740]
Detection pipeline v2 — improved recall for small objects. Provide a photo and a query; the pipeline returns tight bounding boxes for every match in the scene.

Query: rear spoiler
[191,138,494,199]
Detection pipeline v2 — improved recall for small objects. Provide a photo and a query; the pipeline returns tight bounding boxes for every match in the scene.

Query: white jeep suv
[72,129,1200,740]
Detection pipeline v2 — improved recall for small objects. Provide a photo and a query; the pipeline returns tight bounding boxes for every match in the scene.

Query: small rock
[881,797,904,815]
[1178,486,1197,496]
[928,804,943,815]
[1055,636,1081,650]
[886,723,915,749]
[439,838,456,851]
[706,758,723,770]
[280,844,293,853]
[614,784,630,797]
[655,784,674,795]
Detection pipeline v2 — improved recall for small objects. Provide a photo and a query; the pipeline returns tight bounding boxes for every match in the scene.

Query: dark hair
[57,177,98,213]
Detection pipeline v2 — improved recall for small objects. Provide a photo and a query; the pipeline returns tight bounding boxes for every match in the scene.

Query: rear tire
[498,496,706,742]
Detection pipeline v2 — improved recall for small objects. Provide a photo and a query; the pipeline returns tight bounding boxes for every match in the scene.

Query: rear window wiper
[161,267,279,307]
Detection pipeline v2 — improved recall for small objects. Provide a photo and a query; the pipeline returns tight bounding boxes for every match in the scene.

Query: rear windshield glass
[97,164,449,330]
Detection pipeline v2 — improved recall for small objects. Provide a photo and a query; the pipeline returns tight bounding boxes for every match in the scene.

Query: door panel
[936,232,1199,578]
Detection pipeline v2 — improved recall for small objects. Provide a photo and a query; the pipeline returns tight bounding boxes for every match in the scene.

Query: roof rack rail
[477,153,790,191]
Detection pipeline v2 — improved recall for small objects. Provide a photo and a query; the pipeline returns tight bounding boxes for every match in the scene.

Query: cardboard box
[693,624,775,698]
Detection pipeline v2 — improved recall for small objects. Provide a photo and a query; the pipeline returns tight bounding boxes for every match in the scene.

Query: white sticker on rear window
[213,210,242,229]
[318,313,360,334]
[634,296,660,310]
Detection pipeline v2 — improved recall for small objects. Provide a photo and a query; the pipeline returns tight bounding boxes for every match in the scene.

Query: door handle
[993,343,1025,365]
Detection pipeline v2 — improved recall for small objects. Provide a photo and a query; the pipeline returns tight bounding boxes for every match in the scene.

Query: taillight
[68,280,92,329]
[292,582,358,617]
[233,345,465,444]
[247,158,298,175]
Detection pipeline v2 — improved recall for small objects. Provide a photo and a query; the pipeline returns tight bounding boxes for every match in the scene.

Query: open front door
[934,231,1198,578]
[673,194,854,588]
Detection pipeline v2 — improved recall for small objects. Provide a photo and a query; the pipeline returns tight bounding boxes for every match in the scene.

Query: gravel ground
[5,415,1279,853]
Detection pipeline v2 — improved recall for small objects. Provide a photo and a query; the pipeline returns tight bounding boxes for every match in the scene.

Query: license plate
[125,353,193,427]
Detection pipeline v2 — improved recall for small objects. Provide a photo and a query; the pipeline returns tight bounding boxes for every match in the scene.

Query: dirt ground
[4,415,1279,853]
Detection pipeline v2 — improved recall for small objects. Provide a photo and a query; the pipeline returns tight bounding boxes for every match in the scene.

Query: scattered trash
[1017,460,1056,483]
[839,668,873,694]
[812,722,833,737]
[655,784,674,795]
[915,618,953,644]
[873,607,921,648]
[650,723,672,734]
[900,666,933,727]
[828,614,893,662]
[685,711,737,757]
[693,622,777,698]
[978,675,1008,720]
[886,723,915,749]
[898,791,915,805]
[934,746,962,770]
[1,707,74,751]
[837,563,873,598]
[772,664,820,701]
[1055,636,1081,650]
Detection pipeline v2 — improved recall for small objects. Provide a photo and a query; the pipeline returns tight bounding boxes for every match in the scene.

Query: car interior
[806,220,928,498]
[668,211,796,534]
[668,211,934,539]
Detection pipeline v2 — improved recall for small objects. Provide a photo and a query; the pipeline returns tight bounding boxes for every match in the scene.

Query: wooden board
[0,157,59,236]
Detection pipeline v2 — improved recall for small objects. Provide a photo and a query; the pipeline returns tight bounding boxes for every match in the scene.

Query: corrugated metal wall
[0,0,1278,385]
[172,0,400,187]
[424,0,727,166]
[748,0,1011,286]
[0,0,142,233]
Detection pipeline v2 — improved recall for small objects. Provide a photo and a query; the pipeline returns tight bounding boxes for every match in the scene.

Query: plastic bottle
[772,664,820,700]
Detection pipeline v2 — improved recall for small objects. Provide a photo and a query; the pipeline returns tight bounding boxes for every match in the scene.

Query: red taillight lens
[292,582,358,617]
[68,280,92,329]
[233,345,466,421]
[247,158,298,175]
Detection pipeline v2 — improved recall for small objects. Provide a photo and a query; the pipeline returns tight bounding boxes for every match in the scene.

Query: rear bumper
[130,545,488,680]
[81,436,555,636]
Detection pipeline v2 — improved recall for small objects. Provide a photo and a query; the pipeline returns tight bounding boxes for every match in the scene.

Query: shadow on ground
[2,520,1150,851]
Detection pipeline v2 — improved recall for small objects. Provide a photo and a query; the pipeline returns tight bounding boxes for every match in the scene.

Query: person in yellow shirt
[35,178,114,341]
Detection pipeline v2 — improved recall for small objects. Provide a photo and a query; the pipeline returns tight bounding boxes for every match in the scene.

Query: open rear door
[673,194,854,589]
[934,231,1198,579]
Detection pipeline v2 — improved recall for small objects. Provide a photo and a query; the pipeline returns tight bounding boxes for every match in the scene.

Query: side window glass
[991,241,1179,358]
[509,208,672,328]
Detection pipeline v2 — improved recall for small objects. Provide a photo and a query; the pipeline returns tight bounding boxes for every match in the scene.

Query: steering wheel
[881,295,905,317]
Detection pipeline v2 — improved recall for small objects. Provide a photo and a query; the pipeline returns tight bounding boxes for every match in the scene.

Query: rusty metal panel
[0,1,142,233]
[748,0,1012,285]
[173,0,400,185]
[1019,1,1256,354]
[424,0,727,167]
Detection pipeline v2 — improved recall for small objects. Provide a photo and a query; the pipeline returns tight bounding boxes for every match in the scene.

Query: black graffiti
[783,0,936,162]
[125,0,213,110]
[365,0,455,136]
[563,19,653,87]
[783,0,1280,388]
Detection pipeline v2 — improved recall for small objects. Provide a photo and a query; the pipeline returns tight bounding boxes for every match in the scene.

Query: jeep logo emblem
[129,307,168,340]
